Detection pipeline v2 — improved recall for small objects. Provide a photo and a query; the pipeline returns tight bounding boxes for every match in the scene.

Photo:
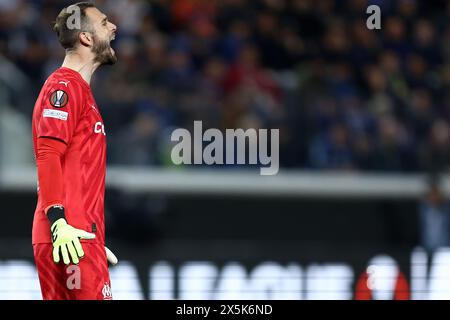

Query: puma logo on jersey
[94,122,106,136]
[59,80,70,87]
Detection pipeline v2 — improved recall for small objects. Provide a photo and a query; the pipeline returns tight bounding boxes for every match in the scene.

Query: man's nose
[109,22,117,33]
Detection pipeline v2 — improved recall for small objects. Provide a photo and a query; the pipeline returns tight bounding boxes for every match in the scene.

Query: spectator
[418,120,450,175]
[419,182,450,252]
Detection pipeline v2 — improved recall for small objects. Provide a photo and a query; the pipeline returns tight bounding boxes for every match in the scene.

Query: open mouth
[109,35,116,54]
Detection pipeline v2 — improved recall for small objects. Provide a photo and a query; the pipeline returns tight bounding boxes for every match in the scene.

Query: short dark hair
[53,2,96,51]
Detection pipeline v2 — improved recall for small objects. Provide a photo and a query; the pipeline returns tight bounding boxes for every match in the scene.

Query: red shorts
[33,243,112,300]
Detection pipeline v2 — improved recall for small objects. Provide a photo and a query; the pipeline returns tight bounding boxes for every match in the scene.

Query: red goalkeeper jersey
[32,67,107,245]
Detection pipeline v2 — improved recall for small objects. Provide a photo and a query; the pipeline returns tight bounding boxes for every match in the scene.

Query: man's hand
[51,218,96,265]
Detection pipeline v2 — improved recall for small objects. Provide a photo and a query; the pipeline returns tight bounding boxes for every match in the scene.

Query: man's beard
[92,35,117,66]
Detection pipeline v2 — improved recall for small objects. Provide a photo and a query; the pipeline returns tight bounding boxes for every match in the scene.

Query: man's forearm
[36,137,67,216]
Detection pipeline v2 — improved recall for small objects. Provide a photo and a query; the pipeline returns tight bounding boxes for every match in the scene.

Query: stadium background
[0,0,449,299]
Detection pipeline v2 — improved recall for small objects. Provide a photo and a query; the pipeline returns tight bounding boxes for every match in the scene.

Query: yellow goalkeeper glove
[50,218,96,265]
[48,206,117,266]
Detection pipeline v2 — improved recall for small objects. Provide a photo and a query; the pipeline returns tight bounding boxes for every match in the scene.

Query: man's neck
[61,52,100,85]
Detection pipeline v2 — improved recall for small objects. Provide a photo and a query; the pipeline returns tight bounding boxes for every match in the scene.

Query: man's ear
[79,32,93,47]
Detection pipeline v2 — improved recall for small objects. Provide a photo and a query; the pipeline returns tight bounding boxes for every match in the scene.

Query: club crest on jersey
[102,282,113,300]
[49,90,69,108]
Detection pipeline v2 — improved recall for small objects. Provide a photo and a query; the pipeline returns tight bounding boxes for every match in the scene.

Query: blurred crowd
[0,0,449,173]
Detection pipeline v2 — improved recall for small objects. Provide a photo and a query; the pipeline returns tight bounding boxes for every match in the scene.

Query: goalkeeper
[32,2,118,300]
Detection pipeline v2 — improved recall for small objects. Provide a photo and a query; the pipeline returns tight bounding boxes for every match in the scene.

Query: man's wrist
[47,205,66,226]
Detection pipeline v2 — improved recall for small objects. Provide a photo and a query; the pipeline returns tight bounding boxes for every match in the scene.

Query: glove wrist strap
[47,205,66,226]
